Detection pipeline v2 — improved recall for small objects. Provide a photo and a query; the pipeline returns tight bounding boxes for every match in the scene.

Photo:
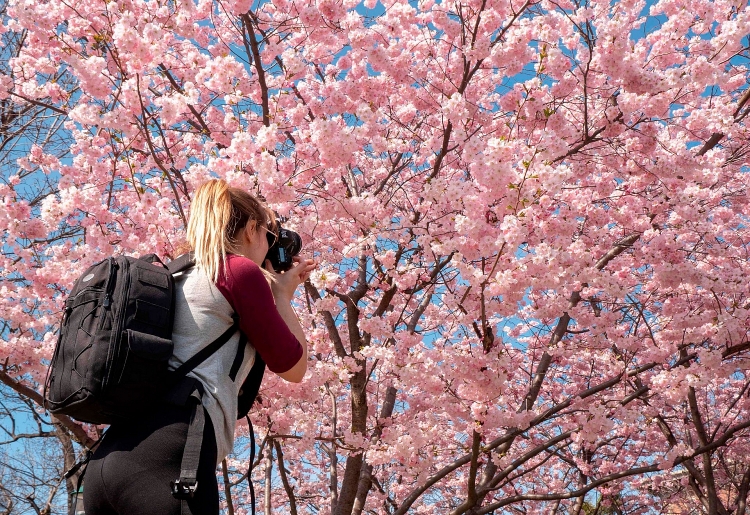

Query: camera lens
[265,226,302,272]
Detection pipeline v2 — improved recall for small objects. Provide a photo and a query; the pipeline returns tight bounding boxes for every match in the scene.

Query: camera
[265,224,302,272]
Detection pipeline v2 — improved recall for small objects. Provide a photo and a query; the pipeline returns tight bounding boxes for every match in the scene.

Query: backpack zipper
[103,258,118,308]
[102,258,130,391]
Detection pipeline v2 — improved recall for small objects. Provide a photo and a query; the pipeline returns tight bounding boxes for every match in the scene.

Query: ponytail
[186,179,274,283]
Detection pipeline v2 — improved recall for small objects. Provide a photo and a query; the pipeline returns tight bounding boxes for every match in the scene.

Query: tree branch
[0,370,93,448]
[274,440,299,515]
[241,13,270,127]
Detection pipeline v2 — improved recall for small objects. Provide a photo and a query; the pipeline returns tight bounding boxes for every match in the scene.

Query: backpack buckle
[170,478,198,499]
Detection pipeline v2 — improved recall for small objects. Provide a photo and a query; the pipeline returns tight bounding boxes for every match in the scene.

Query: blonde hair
[186,179,275,282]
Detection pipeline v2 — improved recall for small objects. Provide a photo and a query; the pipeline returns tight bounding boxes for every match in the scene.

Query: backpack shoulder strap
[167,252,195,274]
[237,353,266,420]
[171,318,239,380]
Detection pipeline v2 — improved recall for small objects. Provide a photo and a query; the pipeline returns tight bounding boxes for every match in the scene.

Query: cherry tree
[0,383,71,515]
[1,0,750,513]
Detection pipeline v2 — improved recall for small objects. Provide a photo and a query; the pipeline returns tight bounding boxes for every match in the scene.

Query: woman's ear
[243,219,257,242]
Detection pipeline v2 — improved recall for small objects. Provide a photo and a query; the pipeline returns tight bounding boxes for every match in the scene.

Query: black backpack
[44,252,265,423]
[45,252,265,509]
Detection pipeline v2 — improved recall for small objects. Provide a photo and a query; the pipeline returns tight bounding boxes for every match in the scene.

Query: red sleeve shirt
[215,254,302,374]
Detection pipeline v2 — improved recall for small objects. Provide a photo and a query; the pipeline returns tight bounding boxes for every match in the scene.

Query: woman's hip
[84,403,218,515]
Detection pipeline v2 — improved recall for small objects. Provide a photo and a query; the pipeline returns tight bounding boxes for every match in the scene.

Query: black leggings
[83,404,219,515]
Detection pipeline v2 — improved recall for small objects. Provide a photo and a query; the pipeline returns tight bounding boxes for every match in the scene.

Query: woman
[84,179,315,514]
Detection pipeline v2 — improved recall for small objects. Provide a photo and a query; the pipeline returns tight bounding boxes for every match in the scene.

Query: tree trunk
[264,444,273,515]
[334,361,368,515]
[222,459,235,515]
[53,423,78,515]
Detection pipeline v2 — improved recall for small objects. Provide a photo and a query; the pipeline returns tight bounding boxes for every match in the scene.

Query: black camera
[265,225,302,272]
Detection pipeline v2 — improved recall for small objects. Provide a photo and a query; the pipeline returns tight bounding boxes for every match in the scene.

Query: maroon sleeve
[215,254,302,374]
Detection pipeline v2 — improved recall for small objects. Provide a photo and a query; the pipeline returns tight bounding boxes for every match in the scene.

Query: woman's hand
[264,257,316,303]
